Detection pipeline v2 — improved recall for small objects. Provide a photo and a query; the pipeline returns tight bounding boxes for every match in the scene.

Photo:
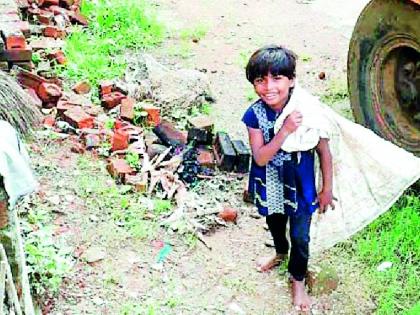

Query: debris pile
[0,0,88,72]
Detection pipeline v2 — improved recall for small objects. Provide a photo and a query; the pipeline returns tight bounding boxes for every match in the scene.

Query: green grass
[350,192,419,314]
[320,78,349,105]
[59,0,165,86]
[179,24,208,42]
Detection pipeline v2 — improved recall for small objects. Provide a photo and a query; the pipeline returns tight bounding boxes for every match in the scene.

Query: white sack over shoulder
[273,84,420,253]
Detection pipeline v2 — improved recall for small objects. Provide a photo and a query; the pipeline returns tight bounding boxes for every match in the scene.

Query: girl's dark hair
[245,45,297,83]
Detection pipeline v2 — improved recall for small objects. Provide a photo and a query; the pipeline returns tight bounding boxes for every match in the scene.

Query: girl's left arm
[315,138,334,213]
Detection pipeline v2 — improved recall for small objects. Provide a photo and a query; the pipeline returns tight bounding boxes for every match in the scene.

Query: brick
[0,13,20,22]
[218,207,238,223]
[0,47,32,62]
[69,11,87,25]
[140,103,160,126]
[1,28,26,50]
[197,148,215,168]
[111,129,129,151]
[84,134,100,149]
[42,115,55,127]
[37,11,54,25]
[232,140,250,173]
[47,49,66,64]
[63,106,94,129]
[47,5,68,15]
[59,0,74,9]
[125,174,148,192]
[30,37,64,51]
[17,68,47,90]
[213,132,236,172]
[101,91,126,109]
[0,21,30,38]
[99,80,114,96]
[43,0,60,7]
[187,116,214,144]
[72,80,91,94]
[70,142,85,154]
[37,82,62,103]
[153,120,187,147]
[56,99,77,116]
[120,97,135,121]
[106,159,135,183]
[43,25,65,38]
[25,88,42,108]
[0,37,4,53]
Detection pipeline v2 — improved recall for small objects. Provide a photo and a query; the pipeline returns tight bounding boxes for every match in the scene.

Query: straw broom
[0,70,41,135]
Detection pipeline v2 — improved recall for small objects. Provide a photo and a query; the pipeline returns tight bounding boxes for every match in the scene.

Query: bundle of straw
[0,70,41,135]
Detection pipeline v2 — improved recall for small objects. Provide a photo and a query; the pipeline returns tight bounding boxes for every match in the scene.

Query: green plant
[59,0,165,86]
[153,199,173,215]
[125,151,140,169]
[350,193,420,314]
[245,87,257,101]
[300,53,312,62]
[320,78,349,105]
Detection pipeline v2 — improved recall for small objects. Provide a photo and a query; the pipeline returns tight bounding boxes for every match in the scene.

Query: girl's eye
[254,78,264,84]
[273,75,284,80]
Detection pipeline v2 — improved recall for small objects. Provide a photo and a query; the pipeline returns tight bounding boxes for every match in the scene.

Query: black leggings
[266,212,312,281]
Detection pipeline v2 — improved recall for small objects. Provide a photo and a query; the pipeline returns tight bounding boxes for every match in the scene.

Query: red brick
[0,47,32,62]
[197,149,215,168]
[142,104,161,126]
[42,115,55,127]
[69,11,88,25]
[120,97,135,121]
[63,107,94,129]
[2,29,26,50]
[99,80,114,96]
[72,81,91,94]
[56,100,77,116]
[106,159,135,182]
[101,91,126,109]
[111,129,129,151]
[25,88,43,108]
[37,11,54,25]
[153,120,187,147]
[47,50,67,64]
[218,207,238,223]
[37,82,62,103]
[43,26,58,38]
[70,142,85,154]
[47,5,68,15]
[17,68,46,90]
[43,0,60,7]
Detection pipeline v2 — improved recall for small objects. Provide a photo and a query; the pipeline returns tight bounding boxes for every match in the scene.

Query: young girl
[242,45,334,311]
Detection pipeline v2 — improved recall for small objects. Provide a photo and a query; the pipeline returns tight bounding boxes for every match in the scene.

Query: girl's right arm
[248,111,302,166]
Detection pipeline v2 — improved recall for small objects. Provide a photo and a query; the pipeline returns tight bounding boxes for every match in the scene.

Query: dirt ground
[24,0,379,314]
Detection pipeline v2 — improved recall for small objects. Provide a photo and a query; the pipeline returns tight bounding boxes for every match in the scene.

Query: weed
[223,278,257,295]
[59,0,165,86]
[299,53,312,62]
[349,192,420,314]
[245,87,257,102]
[153,199,173,215]
[320,78,349,105]
[125,151,141,170]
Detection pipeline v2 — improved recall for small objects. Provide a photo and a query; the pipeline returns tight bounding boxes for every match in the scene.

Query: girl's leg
[266,212,289,254]
[257,213,288,272]
[288,213,312,311]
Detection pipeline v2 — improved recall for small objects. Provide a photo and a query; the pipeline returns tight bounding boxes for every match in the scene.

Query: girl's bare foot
[292,279,312,312]
[256,253,287,272]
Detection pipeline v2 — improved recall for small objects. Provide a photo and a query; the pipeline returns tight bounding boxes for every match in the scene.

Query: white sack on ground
[0,120,38,207]
[274,84,420,253]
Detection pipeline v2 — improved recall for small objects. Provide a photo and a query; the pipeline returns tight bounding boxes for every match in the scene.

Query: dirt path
[27,1,376,314]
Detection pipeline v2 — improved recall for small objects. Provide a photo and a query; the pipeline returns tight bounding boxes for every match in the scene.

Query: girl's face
[253,73,295,112]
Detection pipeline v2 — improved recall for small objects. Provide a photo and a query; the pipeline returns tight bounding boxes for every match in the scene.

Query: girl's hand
[317,189,335,213]
[281,110,302,135]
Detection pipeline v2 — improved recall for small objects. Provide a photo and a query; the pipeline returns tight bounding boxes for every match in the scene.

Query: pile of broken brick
[0,0,87,72]
[3,0,251,202]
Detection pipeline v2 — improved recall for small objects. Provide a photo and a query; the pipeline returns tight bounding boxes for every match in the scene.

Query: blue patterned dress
[242,100,319,217]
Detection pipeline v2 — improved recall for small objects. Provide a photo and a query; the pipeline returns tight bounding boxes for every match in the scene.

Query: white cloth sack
[0,121,38,208]
[274,84,420,253]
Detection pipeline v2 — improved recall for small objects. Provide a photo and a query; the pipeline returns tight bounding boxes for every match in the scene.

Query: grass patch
[179,24,208,42]
[349,192,419,314]
[60,0,165,86]
[320,78,349,105]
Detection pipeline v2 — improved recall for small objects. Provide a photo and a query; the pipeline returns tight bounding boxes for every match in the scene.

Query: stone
[125,174,148,192]
[84,246,106,263]
[146,143,167,159]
